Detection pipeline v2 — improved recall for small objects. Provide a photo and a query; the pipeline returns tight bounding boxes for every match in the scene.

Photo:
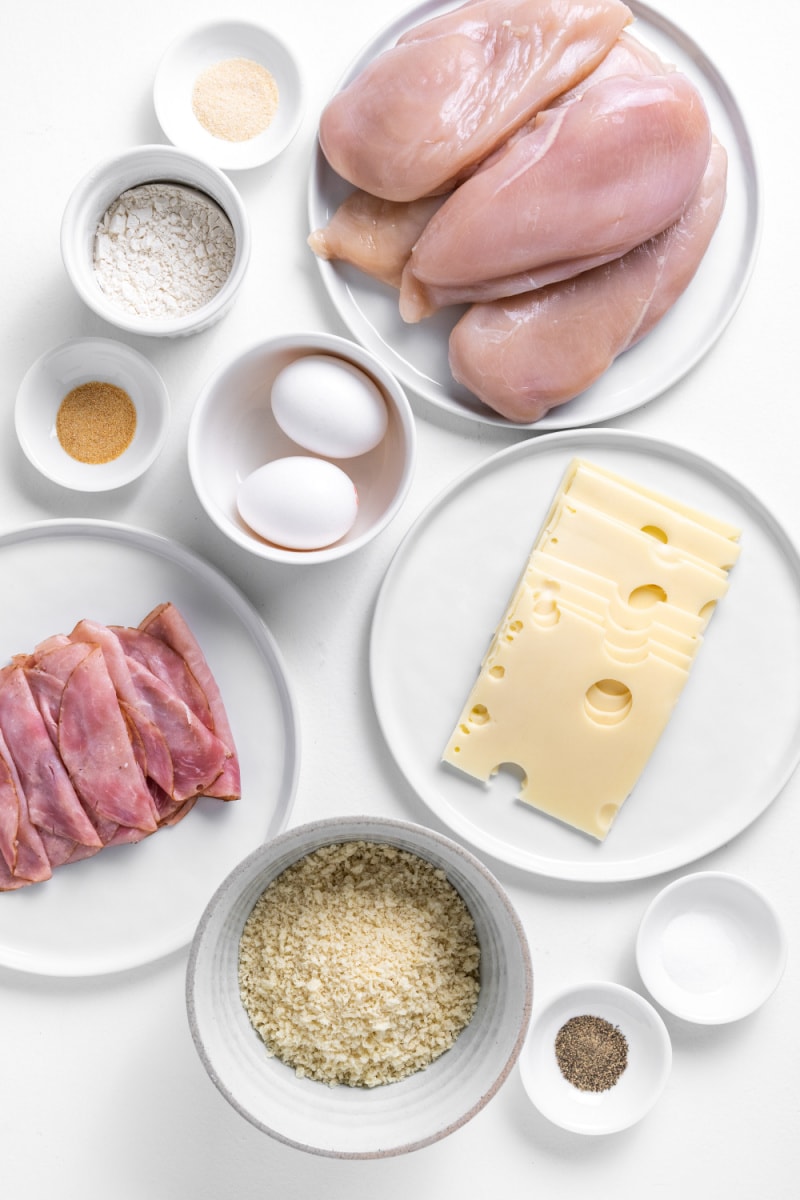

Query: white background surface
[1,1,798,1195]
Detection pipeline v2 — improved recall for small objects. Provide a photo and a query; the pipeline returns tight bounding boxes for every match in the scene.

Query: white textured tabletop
[1,1,798,1196]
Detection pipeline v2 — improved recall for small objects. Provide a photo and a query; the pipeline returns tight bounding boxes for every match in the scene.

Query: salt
[660,910,739,994]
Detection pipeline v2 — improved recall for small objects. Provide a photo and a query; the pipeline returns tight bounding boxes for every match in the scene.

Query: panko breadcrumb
[238,840,481,1087]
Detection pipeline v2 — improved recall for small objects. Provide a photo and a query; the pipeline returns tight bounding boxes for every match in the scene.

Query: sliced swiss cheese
[443,600,689,840]
[442,458,741,840]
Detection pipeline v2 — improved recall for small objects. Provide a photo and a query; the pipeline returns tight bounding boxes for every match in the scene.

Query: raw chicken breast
[308,192,446,288]
[401,71,712,320]
[549,28,670,106]
[308,30,670,292]
[448,139,728,423]
[318,0,633,201]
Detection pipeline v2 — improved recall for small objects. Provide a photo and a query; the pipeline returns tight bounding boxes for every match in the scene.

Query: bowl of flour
[60,144,251,337]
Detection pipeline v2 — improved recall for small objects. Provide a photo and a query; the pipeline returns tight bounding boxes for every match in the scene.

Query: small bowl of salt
[636,871,787,1025]
[60,144,250,337]
[153,20,304,171]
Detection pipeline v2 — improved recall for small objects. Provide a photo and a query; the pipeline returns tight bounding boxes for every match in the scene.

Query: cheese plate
[370,430,800,881]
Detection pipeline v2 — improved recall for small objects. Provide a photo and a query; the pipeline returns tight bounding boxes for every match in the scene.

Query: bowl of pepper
[519,980,672,1135]
[15,336,170,491]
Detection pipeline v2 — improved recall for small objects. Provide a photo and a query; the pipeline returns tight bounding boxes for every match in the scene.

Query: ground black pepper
[554,1013,628,1092]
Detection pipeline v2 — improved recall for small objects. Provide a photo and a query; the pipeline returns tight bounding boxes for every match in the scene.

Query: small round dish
[154,20,304,171]
[60,144,250,337]
[519,981,672,1135]
[15,336,169,491]
[636,871,788,1024]
[188,331,416,564]
[186,814,533,1158]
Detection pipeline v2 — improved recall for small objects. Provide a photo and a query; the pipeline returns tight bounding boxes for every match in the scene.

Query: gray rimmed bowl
[186,814,533,1158]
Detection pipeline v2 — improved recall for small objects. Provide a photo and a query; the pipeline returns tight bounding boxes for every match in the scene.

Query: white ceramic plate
[0,521,299,975]
[309,0,760,429]
[370,429,800,881]
[154,20,304,171]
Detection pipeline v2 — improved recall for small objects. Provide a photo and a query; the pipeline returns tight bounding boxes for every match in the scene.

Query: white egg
[271,354,389,458]
[237,456,358,550]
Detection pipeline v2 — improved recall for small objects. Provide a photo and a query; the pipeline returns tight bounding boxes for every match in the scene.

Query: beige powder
[192,57,279,142]
[238,841,481,1087]
[56,381,137,464]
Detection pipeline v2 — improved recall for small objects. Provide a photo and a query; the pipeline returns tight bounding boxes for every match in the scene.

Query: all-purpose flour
[92,182,236,318]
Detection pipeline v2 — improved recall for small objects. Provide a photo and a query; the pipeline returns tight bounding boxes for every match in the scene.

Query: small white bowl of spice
[186,815,533,1158]
[15,336,170,491]
[519,980,672,1135]
[60,144,250,337]
[636,871,788,1024]
[153,20,304,171]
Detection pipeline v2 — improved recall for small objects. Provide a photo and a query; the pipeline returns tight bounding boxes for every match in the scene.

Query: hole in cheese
[469,704,490,726]
[699,599,717,623]
[584,679,633,726]
[532,583,561,626]
[641,524,668,543]
[628,583,668,609]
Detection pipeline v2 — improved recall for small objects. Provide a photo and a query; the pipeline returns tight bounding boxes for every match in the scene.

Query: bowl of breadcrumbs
[186,815,533,1158]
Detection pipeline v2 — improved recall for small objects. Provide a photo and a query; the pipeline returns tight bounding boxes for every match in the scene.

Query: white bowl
[15,336,170,491]
[520,981,672,1135]
[60,144,251,337]
[154,19,304,170]
[186,814,533,1158]
[636,871,788,1024]
[187,332,416,564]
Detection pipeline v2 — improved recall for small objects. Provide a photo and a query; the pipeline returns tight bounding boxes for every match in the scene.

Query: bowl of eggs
[187,332,416,563]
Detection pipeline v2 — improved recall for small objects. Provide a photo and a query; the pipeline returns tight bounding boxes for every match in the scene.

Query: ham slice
[58,647,159,834]
[319,0,633,201]
[0,728,51,885]
[123,656,228,803]
[139,603,241,800]
[0,666,103,848]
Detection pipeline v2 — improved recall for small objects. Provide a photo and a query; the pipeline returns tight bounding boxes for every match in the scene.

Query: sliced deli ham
[0,727,51,885]
[58,647,159,834]
[0,603,241,891]
[138,603,241,800]
[0,666,103,849]
[123,656,229,803]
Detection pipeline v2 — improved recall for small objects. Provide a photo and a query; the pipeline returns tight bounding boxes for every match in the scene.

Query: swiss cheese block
[442,458,741,840]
